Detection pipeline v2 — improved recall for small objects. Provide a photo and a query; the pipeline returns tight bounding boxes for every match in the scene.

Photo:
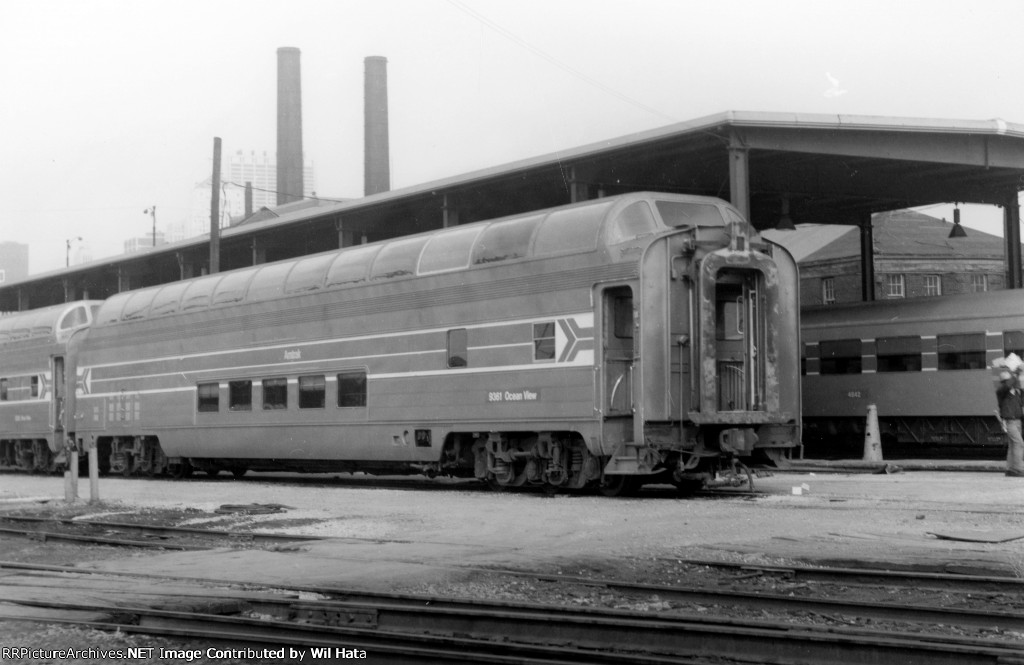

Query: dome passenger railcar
[54,192,800,492]
[0,301,101,471]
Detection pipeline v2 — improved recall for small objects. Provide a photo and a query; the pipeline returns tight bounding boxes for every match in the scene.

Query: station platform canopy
[5,110,1024,311]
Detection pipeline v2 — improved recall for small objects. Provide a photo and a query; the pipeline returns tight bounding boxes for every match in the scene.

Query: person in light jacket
[995,370,1024,477]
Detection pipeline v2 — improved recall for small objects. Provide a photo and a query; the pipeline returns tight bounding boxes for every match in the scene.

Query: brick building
[771,209,1009,308]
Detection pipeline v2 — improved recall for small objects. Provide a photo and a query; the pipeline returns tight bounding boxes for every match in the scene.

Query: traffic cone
[863,404,883,462]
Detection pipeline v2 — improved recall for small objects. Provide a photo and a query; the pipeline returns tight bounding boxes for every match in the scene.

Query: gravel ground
[0,468,1022,663]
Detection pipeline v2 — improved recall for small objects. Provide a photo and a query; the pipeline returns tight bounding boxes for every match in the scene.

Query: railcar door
[51,356,65,440]
[714,270,765,412]
[600,286,635,445]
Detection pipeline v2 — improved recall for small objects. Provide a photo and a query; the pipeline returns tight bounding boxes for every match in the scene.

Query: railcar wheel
[673,479,705,496]
[169,461,193,479]
[598,474,639,497]
[485,476,507,492]
[204,468,223,478]
[231,468,247,479]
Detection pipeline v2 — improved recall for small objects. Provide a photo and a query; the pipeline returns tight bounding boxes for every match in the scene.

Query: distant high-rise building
[227,150,316,215]
[123,232,167,254]
[0,242,29,284]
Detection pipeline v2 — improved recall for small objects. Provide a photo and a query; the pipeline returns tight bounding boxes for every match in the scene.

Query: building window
[937,333,986,370]
[819,339,862,375]
[884,274,905,298]
[821,278,835,305]
[228,380,252,411]
[299,375,326,409]
[337,371,367,407]
[876,336,922,372]
[1005,330,1024,358]
[923,275,941,296]
[971,274,988,292]
[262,377,288,409]
[534,322,556,361]
[447,328,468,368]
[197,383,219,412]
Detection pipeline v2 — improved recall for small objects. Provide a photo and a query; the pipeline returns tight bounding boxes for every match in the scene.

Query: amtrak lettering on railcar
[3,193,801,493]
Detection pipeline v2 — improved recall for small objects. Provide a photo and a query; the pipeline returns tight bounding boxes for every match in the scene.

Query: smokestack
[364,55,390,196]
[277,47,304,206]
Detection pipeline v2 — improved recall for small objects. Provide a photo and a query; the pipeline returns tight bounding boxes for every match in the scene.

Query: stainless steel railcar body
[71,193,800,490]
[0,301,100,471]
[802,290,1022,457]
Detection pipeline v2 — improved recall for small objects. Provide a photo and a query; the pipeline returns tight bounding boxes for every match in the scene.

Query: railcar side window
[325,245,380,287]
[0,378,7,401]
[419,226,483,274]
[197,383,219,412]
[262,378,288,410]
[229,380,252,411]
[370,237,430,280]
[30,376,38,398]
[819,339,862,375]
[59,305,90,329]
[337,371,367,407]
[937,333,986,370]
[534,323,556,361]
[447,328,468,368]
[149,282,190,317]
[285,255,334,294]
[299,375,326,409]
[607,202,657,245]
[1004,331,1024,358]
[533,204,610,257]
[655,201,726,228]
[876,336,922,372]
[472,215,544,264]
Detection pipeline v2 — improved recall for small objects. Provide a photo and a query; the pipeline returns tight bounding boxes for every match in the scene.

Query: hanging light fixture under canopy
[776,196,796,231]
[949,205,967,238]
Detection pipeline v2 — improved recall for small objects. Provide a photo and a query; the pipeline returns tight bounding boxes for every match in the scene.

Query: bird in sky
[824,72,848,98]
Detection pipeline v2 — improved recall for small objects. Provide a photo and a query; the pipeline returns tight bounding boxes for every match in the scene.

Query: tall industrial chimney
[364,55,390,196]
[277,46,304,206]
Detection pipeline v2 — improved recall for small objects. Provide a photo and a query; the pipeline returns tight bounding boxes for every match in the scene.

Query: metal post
[87,437,100,504]
[63,448,79,502]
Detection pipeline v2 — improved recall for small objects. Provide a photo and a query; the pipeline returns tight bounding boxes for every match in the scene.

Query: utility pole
[210,137,222,274]
[65,236,82,267]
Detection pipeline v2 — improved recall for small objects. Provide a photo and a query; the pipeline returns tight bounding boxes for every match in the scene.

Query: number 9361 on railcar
[55,192,801,494]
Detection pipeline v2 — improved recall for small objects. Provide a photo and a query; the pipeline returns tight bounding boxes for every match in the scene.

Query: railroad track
[1,561,1021,665]
[0,515,322,550]
[668,556,1024,593]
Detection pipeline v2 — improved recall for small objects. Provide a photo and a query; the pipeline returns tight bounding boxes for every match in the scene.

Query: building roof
[797,210,1006,264]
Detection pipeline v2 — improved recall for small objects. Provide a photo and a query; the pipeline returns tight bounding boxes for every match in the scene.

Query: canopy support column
[859,213,875,301]
[728,131,750,220]
[1004,193,1022,289]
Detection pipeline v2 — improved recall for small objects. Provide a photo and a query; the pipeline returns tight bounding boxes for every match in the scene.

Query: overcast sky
[4,0,1024,274]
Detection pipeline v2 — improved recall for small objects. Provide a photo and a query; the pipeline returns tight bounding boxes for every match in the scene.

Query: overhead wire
[446,0,678,124]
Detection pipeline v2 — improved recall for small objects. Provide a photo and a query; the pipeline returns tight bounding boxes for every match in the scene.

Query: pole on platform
[863,404,883,462]
[87,437,100,504]
[63,447,79,503]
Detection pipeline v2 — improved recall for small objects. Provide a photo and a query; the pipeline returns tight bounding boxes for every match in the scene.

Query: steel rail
[0,605,709,665]
[0,515,323,542]
[5,589,1022,665]
[3,558,1023,635]
[0,525,196,550]
[670,557,1024,593]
